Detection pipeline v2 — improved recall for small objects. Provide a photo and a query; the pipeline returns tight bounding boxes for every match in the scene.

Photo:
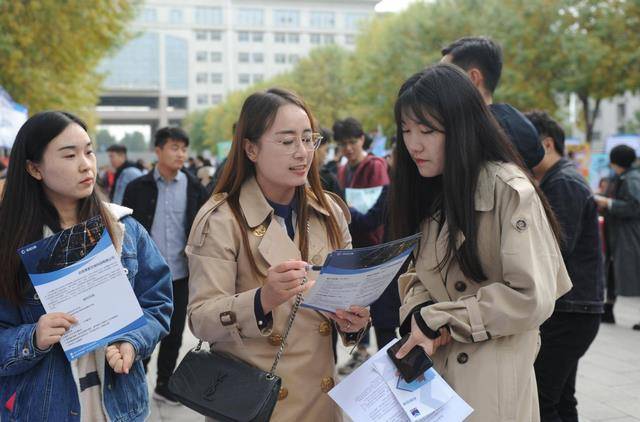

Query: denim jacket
[540,159,605,313]
[0,204,173,421]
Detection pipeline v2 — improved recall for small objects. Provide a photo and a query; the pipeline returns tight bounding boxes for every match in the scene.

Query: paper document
[345,186,384,214]
[302,234,421,313]
[18,216,146,361]
[329,341,473,421]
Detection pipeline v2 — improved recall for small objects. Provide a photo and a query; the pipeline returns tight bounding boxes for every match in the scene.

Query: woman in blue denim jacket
[0,111,173,421]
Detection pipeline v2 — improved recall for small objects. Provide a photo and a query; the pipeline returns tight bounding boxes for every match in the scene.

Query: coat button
[312,254,323,265]
[320,376,335,393]
[34,293,39,301]
[454,281,467,292]
[515,219,527,232]
[123,268,129,275]
[457,352,469,364]
[268,333,283,346]
[22,347,30,356]
[319,321,332,336]
[278,386,288,400]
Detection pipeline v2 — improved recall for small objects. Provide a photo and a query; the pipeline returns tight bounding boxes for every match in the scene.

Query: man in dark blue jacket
[526,110,604,422]
[442,37,544,169]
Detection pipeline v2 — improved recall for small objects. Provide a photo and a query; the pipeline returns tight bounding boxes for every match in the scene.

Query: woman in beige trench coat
[391,64,573,421]
[186,88,370,422]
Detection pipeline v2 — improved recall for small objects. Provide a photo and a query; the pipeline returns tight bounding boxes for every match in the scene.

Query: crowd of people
[0,36,639,422]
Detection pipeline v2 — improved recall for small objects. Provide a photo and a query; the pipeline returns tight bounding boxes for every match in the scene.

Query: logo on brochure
[410,408,421,417]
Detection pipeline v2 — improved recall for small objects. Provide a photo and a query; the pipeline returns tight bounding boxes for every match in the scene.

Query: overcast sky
[375,0,419,13]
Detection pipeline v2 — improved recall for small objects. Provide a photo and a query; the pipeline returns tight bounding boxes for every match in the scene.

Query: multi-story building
[591,93,640,150]
[97,0,378,132]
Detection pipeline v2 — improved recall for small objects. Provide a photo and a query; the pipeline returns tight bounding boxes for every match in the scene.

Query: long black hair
[0,111,115,305]
[389,64,561,282]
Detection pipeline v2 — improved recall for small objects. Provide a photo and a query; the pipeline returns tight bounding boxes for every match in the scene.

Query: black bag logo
[203,372,228,401]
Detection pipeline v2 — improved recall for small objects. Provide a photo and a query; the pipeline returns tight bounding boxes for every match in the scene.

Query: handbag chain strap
[266,277,307,379]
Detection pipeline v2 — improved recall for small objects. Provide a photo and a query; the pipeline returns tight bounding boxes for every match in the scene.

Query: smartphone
[387,334,434,383]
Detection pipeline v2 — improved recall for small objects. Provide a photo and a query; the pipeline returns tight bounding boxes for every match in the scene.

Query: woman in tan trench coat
[186,88,370,422]
[391,64,573,421]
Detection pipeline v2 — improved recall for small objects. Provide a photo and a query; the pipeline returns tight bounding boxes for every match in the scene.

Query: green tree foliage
[120,131,146,152]
[95,129,117,152]
[0,0,137,126]
[187,0,640,146]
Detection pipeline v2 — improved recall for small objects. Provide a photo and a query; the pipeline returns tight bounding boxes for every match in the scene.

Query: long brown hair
[0,111,116,305]
[214,88,343,277]
[390,64,562,283]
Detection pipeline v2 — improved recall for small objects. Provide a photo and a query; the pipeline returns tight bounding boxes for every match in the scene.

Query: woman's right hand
[35,312,77,350]
[260,260,315,314]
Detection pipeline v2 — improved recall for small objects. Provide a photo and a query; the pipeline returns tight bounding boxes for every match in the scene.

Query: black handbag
[168,281,306,421]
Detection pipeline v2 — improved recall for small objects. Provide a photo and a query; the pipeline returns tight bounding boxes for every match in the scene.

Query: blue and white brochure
[18,216,145,361]
[302,233,421,313]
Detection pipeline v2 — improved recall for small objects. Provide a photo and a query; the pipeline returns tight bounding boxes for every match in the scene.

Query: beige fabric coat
[186,177,352,422]
[399,162,572,422]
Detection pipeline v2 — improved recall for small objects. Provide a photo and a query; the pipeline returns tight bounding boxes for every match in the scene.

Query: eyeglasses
[270,133,324,154]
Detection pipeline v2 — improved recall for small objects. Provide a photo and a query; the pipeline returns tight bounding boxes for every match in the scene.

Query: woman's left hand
[396,315,451,358]
[107,342,136,374]
[329,306,370,333]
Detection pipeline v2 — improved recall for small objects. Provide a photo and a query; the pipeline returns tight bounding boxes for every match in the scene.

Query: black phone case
[387,335,434,383]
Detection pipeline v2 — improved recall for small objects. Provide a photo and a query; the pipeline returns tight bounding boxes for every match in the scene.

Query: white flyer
[18,216,146,361]
[329,341,473,422]
[302,234,421,313]
[345,186,384,214]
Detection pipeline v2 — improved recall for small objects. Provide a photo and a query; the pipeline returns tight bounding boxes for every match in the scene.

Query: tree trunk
[579,93,601,144]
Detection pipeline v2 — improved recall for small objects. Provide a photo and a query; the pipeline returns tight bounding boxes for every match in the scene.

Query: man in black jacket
[122,127,208,404]
[526,111,604,422]
[441,37,544,169]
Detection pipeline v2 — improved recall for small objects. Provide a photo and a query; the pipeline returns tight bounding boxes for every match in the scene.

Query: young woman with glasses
[186,88,370,421]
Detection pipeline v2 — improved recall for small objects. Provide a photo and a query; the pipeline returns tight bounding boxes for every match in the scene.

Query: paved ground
[146,297,640,421]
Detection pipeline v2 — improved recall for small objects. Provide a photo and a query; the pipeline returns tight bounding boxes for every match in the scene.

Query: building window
[275,53,286,64]
[195,7,223,26]
[211,94,223,105]
[197,94,209,105]
[273,10,300,27]
[211,73,223,84]
[288,54,299,64]
[345,34,356,45]
[210,31,222,41]
[274,33,286,43]
[310,34,321,45]
[238,31,250,42]
[169,9,183,24]
[196,51,208,62]
[195,30,207,40]
[139,7,157,23]
[252,32,264,42]
[288,33,300,43]
[210,52,222,62]
[323,34,335,44]
[345,12,367,30]
[592,131,602,141]
[253,74,264,83]
[196,72,208,84]
[238,52,250,63]
[237,8,264,26]
[252,53,264,63]
[239,74,251,84]
[618,103,627,122]
[310,11,335,28]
